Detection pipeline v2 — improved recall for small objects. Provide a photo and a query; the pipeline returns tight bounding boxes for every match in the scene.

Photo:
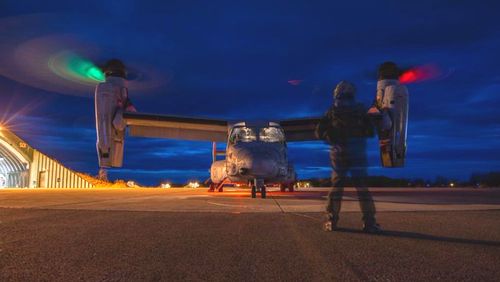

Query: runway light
[187,182,200,188]
[296,181,311,188]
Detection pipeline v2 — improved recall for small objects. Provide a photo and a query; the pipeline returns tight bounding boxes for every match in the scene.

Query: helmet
[333,80,356,100]
[378,61,400,80]
[102,59,127,79]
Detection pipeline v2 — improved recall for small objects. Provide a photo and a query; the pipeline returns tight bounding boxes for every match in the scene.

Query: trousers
[326,138,376,224]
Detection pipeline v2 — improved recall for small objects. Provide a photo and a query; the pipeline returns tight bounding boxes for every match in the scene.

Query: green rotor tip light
[86,66,105,82]
[67,55,105,82]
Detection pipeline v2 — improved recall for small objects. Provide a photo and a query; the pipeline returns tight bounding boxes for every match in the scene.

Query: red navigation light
[399,64,442,84]
[287,79,303,86]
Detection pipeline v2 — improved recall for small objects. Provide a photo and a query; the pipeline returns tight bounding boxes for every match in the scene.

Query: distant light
[127,180,136,187]
[161,183,171,188]
[296,181,310,188]
[449,182,455,187]
[287,79,303,86]
[188,182,200,188]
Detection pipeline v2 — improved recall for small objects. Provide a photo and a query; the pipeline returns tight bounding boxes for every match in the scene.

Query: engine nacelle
[375,79,409,167]
[95,77,128,168]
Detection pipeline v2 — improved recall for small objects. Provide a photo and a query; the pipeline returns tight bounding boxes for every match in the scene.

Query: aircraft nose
[236,148,280,177]
[248,156,279,177]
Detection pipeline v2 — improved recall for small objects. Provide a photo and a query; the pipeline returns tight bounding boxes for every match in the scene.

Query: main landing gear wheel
[252,179,266,199]
[261,185,267,199]
[208,183,216,192]
[280,183,294,192]
[280,184,286,192]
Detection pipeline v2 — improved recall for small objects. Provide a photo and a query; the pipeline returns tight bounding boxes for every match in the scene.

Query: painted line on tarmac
[206,201,250,208]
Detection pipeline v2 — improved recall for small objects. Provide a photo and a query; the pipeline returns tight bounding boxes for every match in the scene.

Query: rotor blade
[0,14,170,97]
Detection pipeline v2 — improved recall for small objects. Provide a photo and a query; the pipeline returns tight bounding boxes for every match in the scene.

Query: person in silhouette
[316,81,381,233]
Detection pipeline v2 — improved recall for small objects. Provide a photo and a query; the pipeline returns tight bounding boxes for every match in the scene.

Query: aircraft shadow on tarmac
[336,228,500,247]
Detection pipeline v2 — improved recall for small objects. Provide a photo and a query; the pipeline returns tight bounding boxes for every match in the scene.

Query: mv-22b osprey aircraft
[95,60,409,198]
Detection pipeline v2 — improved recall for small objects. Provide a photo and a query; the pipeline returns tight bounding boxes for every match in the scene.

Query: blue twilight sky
[0,1,499,185]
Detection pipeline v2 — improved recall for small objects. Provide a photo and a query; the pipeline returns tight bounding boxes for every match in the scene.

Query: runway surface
[1,187,500,281]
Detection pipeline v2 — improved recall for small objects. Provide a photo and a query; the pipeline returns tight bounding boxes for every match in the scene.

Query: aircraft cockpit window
[259,127,285,143]
[230,127,257,143]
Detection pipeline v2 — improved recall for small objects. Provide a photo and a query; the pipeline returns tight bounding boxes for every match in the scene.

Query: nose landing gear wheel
[280,184,286,192]
[252,179,266,199]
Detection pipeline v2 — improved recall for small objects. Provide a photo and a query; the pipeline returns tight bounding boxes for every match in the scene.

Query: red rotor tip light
[399,64,442,84]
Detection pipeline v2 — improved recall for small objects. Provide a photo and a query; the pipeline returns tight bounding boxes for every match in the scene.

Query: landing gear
[280,184,286,192]
[279,183,295,192]
[252,179,266,199]
[208,183,216,192]
[208,183,224,192]
[98,168,108,181]
[208,178,229,192]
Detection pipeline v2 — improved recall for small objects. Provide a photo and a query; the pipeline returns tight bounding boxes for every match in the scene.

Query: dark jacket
[315,102,374,144]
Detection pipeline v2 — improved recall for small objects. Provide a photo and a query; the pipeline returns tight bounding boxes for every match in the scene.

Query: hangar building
[0,127,95,188]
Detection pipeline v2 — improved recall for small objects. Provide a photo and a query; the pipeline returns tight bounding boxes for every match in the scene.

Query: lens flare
[399,64,442,84]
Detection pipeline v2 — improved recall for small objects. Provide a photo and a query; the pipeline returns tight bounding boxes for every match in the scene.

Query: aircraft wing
[279,117,322,141]
[123,112,229,142]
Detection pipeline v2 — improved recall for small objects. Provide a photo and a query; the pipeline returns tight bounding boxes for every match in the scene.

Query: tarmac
[1,187,500,281]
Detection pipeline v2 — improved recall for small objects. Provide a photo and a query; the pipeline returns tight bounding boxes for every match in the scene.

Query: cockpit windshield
[229,127,257,143]
[259,127,285,143]
[229,126,285,143]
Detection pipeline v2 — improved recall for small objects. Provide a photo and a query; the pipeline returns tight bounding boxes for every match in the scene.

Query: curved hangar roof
[0,126,95,188]
[0,127,32,174]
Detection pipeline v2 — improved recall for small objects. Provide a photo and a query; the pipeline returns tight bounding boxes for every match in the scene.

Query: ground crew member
[315,81,382,233]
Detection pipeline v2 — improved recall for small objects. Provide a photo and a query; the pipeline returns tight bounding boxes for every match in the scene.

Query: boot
[363,222,382,234]
[323,214,339,232]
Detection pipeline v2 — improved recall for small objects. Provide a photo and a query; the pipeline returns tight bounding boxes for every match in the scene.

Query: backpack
[329,103,374,140]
